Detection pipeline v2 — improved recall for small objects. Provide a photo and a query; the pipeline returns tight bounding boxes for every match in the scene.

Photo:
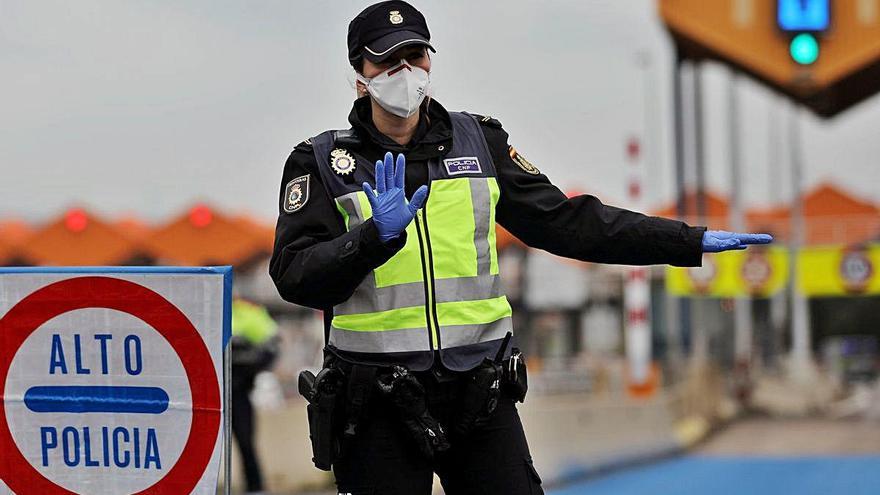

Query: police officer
[230,298,279,495]
[270,2,771,494]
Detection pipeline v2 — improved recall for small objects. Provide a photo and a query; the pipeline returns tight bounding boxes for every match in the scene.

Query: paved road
[277,418,880,494]
[548,418,880,495]
[697,417,880,456]
[547,455,880,495]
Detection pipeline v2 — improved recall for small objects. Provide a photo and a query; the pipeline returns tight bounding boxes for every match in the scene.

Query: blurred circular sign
[742,251,773,293]
[840,249,873,293]
[687,256,716,294]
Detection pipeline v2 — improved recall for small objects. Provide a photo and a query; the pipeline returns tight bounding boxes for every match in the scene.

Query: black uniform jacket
[270,97,705,333]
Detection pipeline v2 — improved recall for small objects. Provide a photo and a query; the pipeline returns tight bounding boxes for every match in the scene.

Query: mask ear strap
[354,71,370,85]
[354,71,371,99]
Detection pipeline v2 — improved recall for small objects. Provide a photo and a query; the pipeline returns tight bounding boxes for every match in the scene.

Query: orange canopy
[114,215,153,242]
[652,189,731,220]
[232,214,276,253]
[0,219,32,262]
[142,204,271,267]
[21,208,146,266]
[652,182,880,245]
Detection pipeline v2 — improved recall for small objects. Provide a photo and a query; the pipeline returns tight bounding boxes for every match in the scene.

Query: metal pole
[767,94,785,368]
[768,96,782,207]
[672,51,690,371]
[625,134,651,388]
[621,51,655,391]
[788,102,811,377]
[674,55,687,220]
[224,312,232,495]
[691,61,708,364]
[692,63,707,222]
[728,70,753,365]
[641,49,680,371]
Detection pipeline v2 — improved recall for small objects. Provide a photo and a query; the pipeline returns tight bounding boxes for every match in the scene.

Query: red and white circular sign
[0,274,226,495]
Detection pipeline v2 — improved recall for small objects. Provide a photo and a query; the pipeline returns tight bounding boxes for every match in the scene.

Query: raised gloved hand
[363,152,429,243]
[702,230,773,253]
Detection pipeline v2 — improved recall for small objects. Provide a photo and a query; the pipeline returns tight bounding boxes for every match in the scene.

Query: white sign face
[0,269,230,495]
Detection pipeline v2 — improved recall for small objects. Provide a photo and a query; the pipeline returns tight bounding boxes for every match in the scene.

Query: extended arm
[482,121,771,265]
[479,122,704,266]
[483,121,706,266]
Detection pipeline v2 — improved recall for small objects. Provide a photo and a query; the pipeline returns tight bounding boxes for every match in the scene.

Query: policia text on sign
[38,333,163,470]
[269,2,771,493]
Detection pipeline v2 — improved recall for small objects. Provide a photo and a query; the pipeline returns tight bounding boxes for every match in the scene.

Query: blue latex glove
[363,152,429,243]
[702,230,773,253]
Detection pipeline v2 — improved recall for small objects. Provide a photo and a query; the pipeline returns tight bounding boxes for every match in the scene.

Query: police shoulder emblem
[509,146,540,175]
[283,174,310,213]
[389,10,403,24]
[330,148,357,176]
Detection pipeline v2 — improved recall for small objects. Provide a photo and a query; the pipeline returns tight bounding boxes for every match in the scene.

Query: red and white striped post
[624,137,655,396]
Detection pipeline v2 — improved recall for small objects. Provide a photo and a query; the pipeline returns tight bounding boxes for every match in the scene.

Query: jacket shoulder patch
[509,146,540,175]
[283,174,310,213]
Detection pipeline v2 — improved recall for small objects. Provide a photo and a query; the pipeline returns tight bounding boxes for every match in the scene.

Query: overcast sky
[2,0,879,223]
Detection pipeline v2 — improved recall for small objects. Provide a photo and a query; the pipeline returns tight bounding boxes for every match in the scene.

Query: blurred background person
[231,297,280,495]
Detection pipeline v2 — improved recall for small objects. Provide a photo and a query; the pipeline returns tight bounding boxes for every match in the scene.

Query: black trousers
[333,368,544,495]
[232,384,264,492]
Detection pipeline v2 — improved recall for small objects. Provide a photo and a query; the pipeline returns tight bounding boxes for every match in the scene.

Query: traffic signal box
[659,0,880,117]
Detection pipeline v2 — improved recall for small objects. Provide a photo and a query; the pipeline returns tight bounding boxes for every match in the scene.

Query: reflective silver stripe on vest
[469,177,492,276]
[334,282,427,316]
[436,273,501,302]
[333,273,502,315]
[337,191,365,229]
[328,325,431,353]
[440,316,513,349]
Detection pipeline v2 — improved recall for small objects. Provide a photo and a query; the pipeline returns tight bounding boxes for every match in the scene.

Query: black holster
[454,358,503,438]
[453,333,525,438]
[298,366,344,471]
[503,348,528,403]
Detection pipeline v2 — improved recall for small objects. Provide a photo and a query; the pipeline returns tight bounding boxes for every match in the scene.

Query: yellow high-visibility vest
[311,112,512,370]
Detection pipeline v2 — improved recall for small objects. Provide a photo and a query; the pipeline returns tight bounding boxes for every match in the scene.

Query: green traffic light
[790,33,819,65]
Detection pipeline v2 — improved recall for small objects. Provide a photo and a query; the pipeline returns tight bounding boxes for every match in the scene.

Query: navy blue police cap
[348,1,435,66]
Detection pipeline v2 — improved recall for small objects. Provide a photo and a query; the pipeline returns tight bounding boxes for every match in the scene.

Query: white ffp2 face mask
[357,59,430,118]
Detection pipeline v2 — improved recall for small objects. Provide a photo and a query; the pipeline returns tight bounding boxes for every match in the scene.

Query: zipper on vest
[414,209,441,350]
[420,206,442,349]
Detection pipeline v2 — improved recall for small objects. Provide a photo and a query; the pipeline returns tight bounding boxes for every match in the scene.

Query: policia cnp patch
[509,146,540,175]
[283,174,310,213]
